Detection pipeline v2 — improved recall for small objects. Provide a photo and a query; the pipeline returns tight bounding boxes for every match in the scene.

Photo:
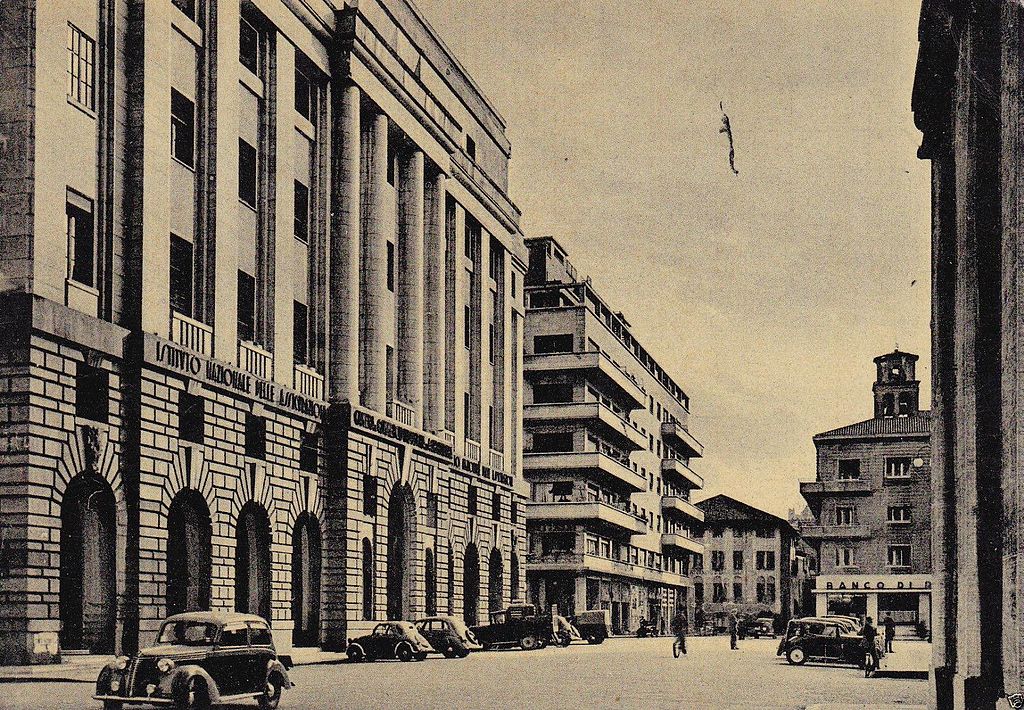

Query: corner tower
[872,350,920,418]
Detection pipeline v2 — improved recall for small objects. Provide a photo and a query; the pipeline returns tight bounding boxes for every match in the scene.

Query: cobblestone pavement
[1,637,929,710]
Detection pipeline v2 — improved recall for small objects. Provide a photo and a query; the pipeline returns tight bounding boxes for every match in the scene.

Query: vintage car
[470,603,554,651]
[776,617,865,667]
[738,616,776,639]
[414,616,477,658]
[93,611,292,710]
[346,622,433,662]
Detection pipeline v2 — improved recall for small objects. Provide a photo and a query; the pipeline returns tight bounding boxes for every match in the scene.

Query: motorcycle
[635,620,660,638]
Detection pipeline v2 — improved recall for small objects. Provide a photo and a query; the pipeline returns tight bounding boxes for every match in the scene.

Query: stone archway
[167,489,212,615]
[291,513,322,647]
[488,547,504,614]
[60,474,117,653]
[463,543,480,626]
[387,485,416,620]
[235,502,272,620]
[425,548,436,616]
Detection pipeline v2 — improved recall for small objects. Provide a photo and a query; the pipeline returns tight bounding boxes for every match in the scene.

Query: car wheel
[519,635,540,651]
[347,644,365,663]
[559,635,572,648]
[396,643,414,662]
[175,677,210,710]
[586,635,604,645]
[786,647,807,666]
[442,643,457,659]
[257,674,284,710]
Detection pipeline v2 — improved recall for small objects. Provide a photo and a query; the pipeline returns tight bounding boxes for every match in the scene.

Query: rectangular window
[713,583,726,603]
[888,545,911,568]
[885,457,912,479]
[294,180,310,242]
[491,492,501,522]
[239,15,259,74]
[531,432,573,453]
[237,271,256,342]
[67,23,96,111]
[464,304,472,348]
[510,500,518,525]
[171,89,195,168]
[294,66,312,121]
[756,580,766,603]
[463,392,471,439]
[887,505,912,523]
[733,551,743,572]
[466,135,476,161]
[733,583,743,602]
[549,481,573,501]
[427,492,439,529]
[836,546,855,568]
[837,459,861,480]
[836,506,856,526]
[169,235,194,317]
[293,301,308,364]
[533,334,574,354]
[711,550,725,571]
[765,551,775,570]
[244,414,266,459]
[532,382,573,404]
[299,430,318,473]
[489,323,495,364]
[694,582,704,604]
[766,580,776,603]
[386,241,395,292]
[66,191,96,288]
[363,474,378,517]
[75,363,108,422]
[238,138,258,208]
[756,551,766,570]
[467,485,477,516]
[711,527,724,538]
[179,391,205,444]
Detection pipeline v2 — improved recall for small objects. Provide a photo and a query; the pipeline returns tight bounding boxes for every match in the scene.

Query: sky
[415,0,932,517]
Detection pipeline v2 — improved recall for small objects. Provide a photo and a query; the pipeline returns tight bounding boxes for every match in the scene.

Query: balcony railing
[239,340,273,380]
[388,400,416,427]
[171,311,213,356]
[489,449,505,473]
[439,430,455,448]
[293,364,324,400]
[465,439,481,463]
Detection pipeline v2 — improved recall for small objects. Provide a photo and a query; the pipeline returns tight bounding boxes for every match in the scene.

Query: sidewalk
[877,640,931,675]
[0,647,349,684]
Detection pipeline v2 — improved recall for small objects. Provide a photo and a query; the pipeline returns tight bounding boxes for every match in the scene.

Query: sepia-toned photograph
[0,0,1016,708]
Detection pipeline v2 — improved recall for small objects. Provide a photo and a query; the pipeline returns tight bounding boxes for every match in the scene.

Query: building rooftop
[696,494,797,536]
[812,412,931,442]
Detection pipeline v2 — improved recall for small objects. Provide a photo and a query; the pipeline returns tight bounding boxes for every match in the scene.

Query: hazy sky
[416,0,931,517]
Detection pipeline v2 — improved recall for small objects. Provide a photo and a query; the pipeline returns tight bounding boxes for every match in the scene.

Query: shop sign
[349,407,452,459]
[815,574,933,592]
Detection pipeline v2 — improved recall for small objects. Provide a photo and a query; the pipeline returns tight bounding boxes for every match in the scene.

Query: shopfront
[812,574,932,634]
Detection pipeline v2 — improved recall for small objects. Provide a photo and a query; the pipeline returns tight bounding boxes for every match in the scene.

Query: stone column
[397,147,424,425]
[815,593,828,617]
[423,169,446,433]
[328,84,360,403]
[360,111,388,412]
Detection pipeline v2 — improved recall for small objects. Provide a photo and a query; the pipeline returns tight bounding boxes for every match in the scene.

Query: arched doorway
[488,547,503,613]
[167,490,212,615]
[447,542,455,615]
[424,548,436,615]
[510,551,520,602]
[362,537,374,620]
[463,543,480,626]
[235,502,272,620]
[60,474,116,653]
[291,513,321,646]
[387,485,416,620]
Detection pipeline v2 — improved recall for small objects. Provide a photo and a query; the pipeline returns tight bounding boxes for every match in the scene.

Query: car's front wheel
[174,677,211,710]
[396,643,414,662]
[519,635,540,651]
[258,674,284,710]
[347,644,365,663]
[786,647,807,666]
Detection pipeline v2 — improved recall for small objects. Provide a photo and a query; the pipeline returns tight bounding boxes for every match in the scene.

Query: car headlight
[109,678,121,692]
[156,658,175,674]
[114,656,130,671]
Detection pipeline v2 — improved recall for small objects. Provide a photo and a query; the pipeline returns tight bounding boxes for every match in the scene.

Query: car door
[215,623,250,695]
[247,622,275,693]
[369,624,393,659]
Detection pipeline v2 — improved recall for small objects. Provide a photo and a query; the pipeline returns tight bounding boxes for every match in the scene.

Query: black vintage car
[776,617,865,667]
[414,616,476,658]
[93,611,292,710]
[346,622,433,662]
[470,604,554,651]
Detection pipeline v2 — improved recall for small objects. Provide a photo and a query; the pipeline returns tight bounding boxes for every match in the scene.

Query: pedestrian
[728,610,739,650]
[883,614,896,654]
[670,608,688,655]
[862,616,880,669]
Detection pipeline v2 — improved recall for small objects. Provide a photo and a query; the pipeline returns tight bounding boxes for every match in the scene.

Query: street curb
[0,676,94,684]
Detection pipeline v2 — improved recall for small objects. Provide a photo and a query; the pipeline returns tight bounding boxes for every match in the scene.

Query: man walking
[883,614,896,653]
[670,608,688,655]
[728,610,739,650]
[862,616,880,672]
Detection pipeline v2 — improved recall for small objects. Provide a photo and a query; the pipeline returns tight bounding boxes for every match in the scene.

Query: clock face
[913,458,924,468]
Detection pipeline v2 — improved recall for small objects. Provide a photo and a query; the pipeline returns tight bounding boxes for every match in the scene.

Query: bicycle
[672,636,686,658]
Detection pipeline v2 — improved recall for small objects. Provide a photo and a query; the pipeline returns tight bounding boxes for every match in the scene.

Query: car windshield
[157,621,218,646]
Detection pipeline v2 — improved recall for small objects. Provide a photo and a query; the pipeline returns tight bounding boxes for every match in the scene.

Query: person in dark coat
[670,609,688,655]
[883,615,896,653]
[862,616,880,668]
[728,611,739,650]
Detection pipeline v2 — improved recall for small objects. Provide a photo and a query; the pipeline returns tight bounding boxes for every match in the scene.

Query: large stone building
[693,494,800,630]
[0,0,527,664]
[800,351,932,635]
[521,236,704,634]
[913,2,1024,706]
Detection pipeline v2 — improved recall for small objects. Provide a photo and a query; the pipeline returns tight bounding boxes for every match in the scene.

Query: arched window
[898,392,912,416]
[463,543,480,626]
[292,513,322,647]
[425,548,436,616]
[235,502,272,620]
[387,485,416,620]
[362,537,374,621]
[510,551,520,601]
[167,489,212,616]
[488,547,503,613]
[447,541,455,615]
[882,393,895,417]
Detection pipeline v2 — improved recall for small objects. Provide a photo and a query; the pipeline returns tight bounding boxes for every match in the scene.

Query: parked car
[347,622,432,662]
[776,617,865,667]
[93,611,292,710]
[738,616,776,639]
[635,618,660,638]
[471,603,554,651]
[414,616,475,658]
[569,610,610,644]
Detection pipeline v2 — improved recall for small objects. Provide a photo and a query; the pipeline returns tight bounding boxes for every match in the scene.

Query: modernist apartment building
[0,0,528,664]
[800,351,931,635]
[521,237,704,635]
[913,2,1024,706]
[692,494,799,629]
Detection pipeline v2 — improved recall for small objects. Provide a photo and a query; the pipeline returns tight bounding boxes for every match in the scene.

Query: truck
[569,609,610,644]
[470,603,555,651]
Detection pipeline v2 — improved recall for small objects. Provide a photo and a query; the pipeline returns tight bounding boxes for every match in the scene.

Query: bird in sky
[719,101,739,176]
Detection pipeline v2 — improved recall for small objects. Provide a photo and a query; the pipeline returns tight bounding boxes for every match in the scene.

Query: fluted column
[397,148,425,425]
[328,84,361,403]
[360,111,388,412]
[423,168,446,433]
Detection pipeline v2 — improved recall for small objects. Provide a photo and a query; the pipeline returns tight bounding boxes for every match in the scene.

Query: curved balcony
[527,501,647,536]
[524,351,647,410]
[523,451,646,494]
[525,552,691,587]
[661,458,703,490]
[660,533,704,555]
[800,479,873,498]
[661,496,705,525]
[661,420,703,458]
[524,402,647,451]
[800,524,871,540]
